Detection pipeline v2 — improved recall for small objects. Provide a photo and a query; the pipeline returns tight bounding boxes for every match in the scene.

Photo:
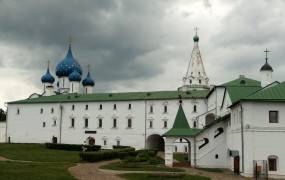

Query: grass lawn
[0,143,80,162]
[173,153,189,163]
[119,173,211,180]
[100,161,185,172]
[0,161,75,180]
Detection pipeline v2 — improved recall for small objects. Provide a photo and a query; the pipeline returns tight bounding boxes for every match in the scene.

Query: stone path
[69,160,123,180]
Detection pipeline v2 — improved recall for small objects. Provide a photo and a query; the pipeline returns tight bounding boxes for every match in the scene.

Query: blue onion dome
[82,72,95,86]
[55,45,82,77]
[41,68,55,83]
[69,70,81,81]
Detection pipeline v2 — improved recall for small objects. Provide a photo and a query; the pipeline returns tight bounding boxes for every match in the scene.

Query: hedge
[45,143,101,151]
[79,147,136,162]
[112,145,130,149]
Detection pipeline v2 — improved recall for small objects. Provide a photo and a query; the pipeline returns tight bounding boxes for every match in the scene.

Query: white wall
[194,120,229,168]
[7,98,207,150]
[0,122,6,142]
[229,102,285,178]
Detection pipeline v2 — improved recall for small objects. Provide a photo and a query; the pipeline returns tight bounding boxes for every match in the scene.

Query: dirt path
[69,160,123,180]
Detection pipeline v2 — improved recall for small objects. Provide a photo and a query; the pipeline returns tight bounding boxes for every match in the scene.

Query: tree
[0,108,6,122]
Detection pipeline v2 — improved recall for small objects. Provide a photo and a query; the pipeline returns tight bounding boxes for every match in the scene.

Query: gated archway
[146,134,165,151]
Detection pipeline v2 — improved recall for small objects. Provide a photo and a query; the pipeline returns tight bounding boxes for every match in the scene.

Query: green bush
[136,149,157,157]
[112,145,130,149]
[79,147,136,162]
[45,143,101,151]
[148,156,164,165]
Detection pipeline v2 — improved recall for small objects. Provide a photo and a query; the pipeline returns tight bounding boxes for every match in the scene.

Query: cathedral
[5,32,285,179]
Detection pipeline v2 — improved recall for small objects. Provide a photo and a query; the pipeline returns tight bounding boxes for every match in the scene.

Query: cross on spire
[264,48,270,62]
[87,64,90,71]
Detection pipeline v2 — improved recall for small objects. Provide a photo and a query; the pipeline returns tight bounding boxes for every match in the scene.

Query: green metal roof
[163,104,202,137]
[226,86,261,103]
[8,90,209,104]
[220,75,261,87]
[242,81,285,102]
[216,75,262,104]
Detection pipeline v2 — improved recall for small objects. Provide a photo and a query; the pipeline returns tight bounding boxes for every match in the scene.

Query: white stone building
[5,33,285,178]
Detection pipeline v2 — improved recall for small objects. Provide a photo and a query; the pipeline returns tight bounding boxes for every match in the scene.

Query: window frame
[128,104,132,110]
[127,119,132,128]
[268,156,278,171]
[113,118,117,128]
[85,104,88,110]
[99,104,103,110]
[269,111,278,123]
[98,118,103,128]
[71,118,75,128]
[84,118,88,128]
[164,105,167,113]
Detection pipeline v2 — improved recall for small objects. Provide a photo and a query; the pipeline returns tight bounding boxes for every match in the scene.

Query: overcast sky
[0,0,285,108]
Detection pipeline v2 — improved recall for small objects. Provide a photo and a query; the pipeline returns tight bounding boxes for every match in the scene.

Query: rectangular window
[40,108,43,114]
[17,108,20,115]
[127,119,132,128]
[193,105,197,112]
[72,105,75,111]
[113,119,117,128]
[269,111,278,123]
[113,104,117,110]
[53,120,56,126]
[43,122,46,127]
[85,105,88,110]
[104,140,107,146]
[150,106,153,113]
[269,158,277,171]
[128,104,132,110]
[117,140,120,146]
[98,119,102,128]
[99,104,103,110]
[164,105,167,113]
[84,118,88,128]
[163,121,168,128]
[51,108,54,114]
[149,121,153,128]
[71,118,75,128]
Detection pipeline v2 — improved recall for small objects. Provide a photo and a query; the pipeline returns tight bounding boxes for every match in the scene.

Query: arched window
[268,155,278,171]
[193,105,197,112]
[40,108,43,114]
[193,121,197,128]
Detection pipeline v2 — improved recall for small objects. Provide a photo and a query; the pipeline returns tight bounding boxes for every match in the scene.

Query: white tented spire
[181,28,209,91]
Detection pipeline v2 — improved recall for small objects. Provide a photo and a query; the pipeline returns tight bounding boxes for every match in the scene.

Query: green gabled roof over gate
[163,104,201,137]
[8,90,210,104]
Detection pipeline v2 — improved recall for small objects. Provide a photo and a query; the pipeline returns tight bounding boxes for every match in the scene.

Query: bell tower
[180,28,209,91]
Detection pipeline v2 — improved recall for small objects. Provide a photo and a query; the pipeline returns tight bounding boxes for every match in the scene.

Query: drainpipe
[59,103,63,144]
[144,100,147,149]
[240,104,244,173]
